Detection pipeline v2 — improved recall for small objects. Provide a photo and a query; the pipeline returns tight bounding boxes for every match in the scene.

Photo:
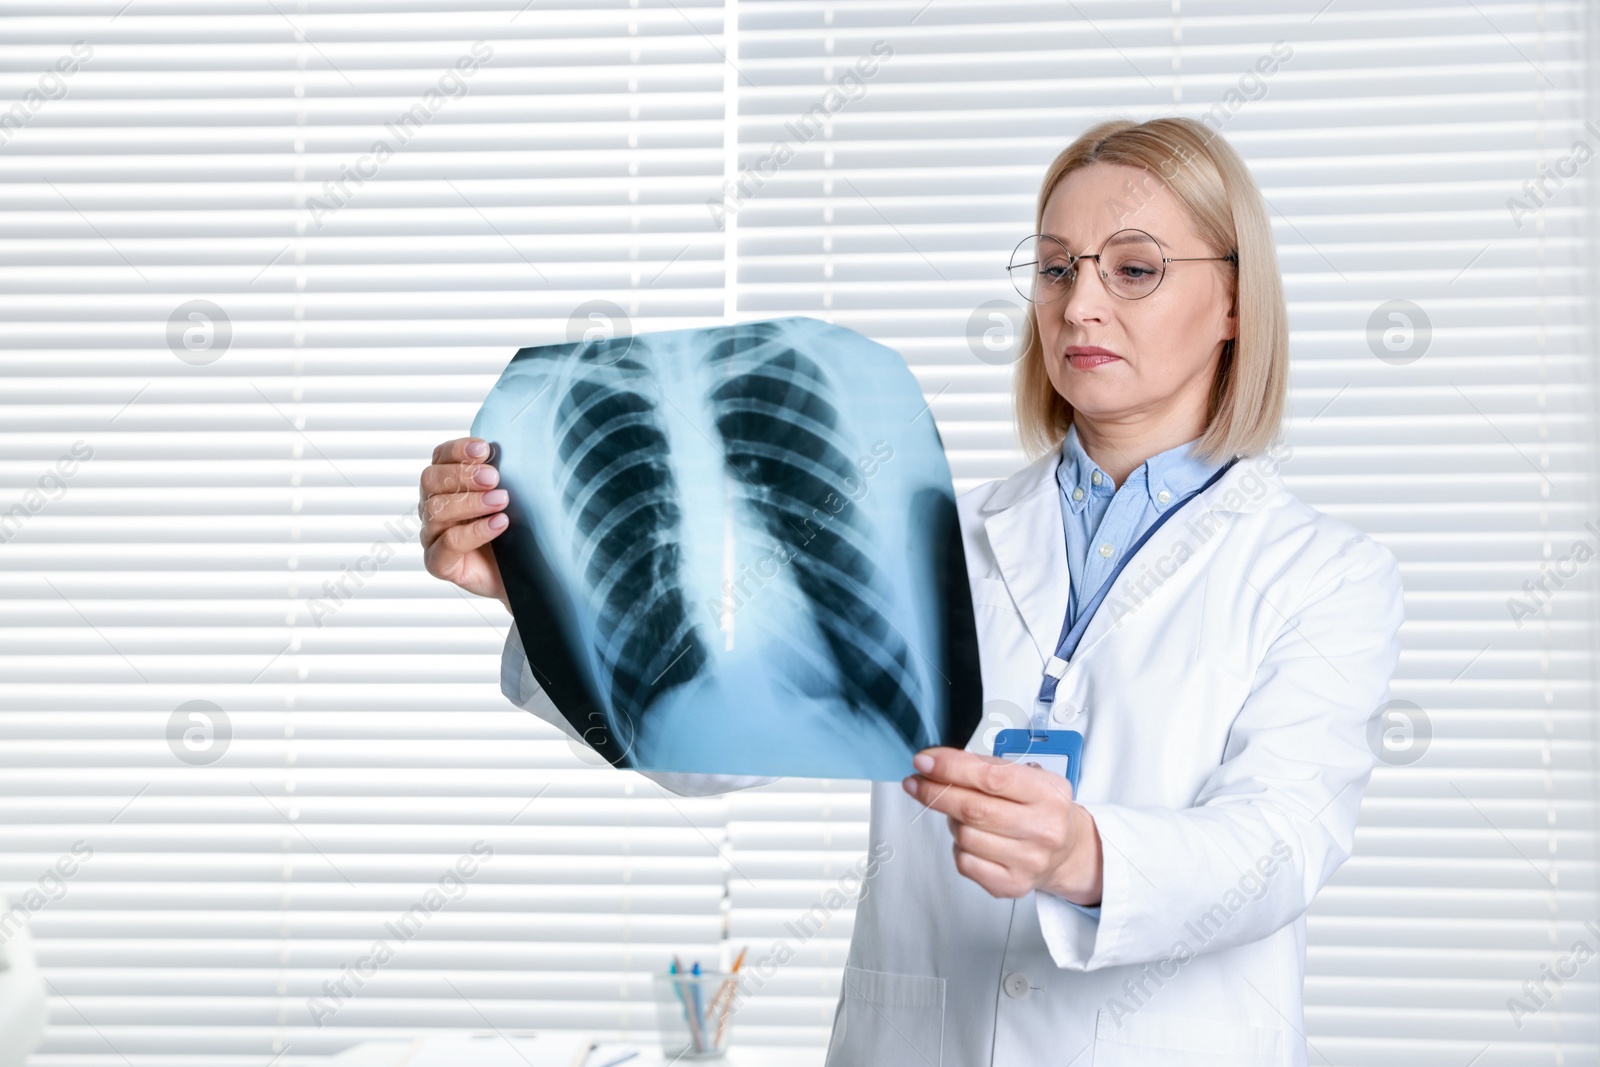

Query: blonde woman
[419,116,1404,1067]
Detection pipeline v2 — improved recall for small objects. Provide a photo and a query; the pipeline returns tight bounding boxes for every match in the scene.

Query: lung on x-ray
[471,316,981,780]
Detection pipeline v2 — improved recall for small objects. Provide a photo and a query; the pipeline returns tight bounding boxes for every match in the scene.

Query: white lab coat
[500,446,1405,1067]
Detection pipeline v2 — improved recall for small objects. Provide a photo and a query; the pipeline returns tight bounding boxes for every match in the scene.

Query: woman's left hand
[902,747,1103,905]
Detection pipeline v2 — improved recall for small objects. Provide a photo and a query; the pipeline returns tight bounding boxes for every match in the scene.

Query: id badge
[993,728,1083,797]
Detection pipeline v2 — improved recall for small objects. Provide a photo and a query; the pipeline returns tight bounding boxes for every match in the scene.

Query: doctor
[418,116,1404,1067]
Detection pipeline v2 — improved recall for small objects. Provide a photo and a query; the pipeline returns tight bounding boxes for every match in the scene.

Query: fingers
[419,488,508,549]
[902,775,1027,836]
[419,437,508,560]
[948,841,1028,899]
[911,746,1064,805]
[948,816,1049,869]
[421,437,498,504]
[948,821,1052,898]
[424,510,509,567]
[431,436,492,465]
[420,458,498,500]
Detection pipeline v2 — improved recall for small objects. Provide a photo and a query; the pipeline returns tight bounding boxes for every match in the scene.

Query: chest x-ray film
[472,316,981,780]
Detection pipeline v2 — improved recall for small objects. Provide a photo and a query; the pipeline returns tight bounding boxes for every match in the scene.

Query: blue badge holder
[993,728,1083,796]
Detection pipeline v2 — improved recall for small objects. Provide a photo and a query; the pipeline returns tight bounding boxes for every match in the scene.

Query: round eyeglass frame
[1007,228,1238,303]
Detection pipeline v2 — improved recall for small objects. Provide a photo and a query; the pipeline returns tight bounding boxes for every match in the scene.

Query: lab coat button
[1003,972,1030,999]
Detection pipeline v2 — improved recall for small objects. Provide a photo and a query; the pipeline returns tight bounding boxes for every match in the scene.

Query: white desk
[331,1038,823,1067]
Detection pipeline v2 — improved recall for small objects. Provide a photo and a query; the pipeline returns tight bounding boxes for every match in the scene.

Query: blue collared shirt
[1055,422,1229,633]
[1050,423,1228,923]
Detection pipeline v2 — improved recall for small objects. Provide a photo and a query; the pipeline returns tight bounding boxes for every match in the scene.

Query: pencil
[690,961,706,1048]
[713,945,748,1046]
[707,947,746,1016]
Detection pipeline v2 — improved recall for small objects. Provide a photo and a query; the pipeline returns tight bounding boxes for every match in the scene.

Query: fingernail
[487,513,508,530]
[483,489,508,506]
[467,441,488,457]
[912,753,934,773]
[901,777,919,798]
[474,467,497,487]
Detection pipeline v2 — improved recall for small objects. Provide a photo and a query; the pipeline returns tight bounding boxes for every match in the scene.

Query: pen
[670,956,705,1053]
[690,960,705,1041]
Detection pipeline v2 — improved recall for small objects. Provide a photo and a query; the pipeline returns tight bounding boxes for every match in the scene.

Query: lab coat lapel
[1062,457,1281,668]
[980,449,1283,671]
[980,453,1071,663]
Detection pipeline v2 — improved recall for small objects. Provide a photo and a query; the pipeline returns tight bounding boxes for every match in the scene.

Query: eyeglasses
[1007,228,1237,303]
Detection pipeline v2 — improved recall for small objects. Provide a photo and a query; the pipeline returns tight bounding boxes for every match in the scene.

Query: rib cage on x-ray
[473,315,980,779]
[551,326,927,752]
[706,325,927,750]
[552,358,708,730]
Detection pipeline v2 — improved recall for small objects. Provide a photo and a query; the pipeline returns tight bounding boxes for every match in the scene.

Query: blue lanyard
[1036,456,1239,708]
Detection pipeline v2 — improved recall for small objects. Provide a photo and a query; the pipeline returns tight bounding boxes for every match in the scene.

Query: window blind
[1,1,1595,1065]
[2,2,739,1064]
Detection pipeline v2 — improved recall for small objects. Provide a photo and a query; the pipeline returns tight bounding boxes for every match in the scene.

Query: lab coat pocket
[824,966,945,1067]
[1090,1007,1281,1067]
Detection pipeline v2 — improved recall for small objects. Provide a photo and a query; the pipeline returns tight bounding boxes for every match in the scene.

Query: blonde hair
[1012,116,1288,462]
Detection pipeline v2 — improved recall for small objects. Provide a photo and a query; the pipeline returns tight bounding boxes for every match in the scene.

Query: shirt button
[1098,543,1114,559]
[1157,489,1171,504]
[1003,972,1030,999]
[1091,471,1102,486]
[1072,487,1084,502]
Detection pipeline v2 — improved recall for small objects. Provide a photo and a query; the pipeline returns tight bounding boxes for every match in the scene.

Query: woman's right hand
[419,436,511,610]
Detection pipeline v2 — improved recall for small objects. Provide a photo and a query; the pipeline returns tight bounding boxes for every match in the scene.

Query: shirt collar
[1055,422,1227,513]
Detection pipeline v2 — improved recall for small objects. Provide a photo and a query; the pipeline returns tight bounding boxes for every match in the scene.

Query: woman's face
[1032,162,1237,436]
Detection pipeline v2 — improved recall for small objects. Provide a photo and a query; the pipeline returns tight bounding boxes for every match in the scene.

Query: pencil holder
[653,970,737,1059]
